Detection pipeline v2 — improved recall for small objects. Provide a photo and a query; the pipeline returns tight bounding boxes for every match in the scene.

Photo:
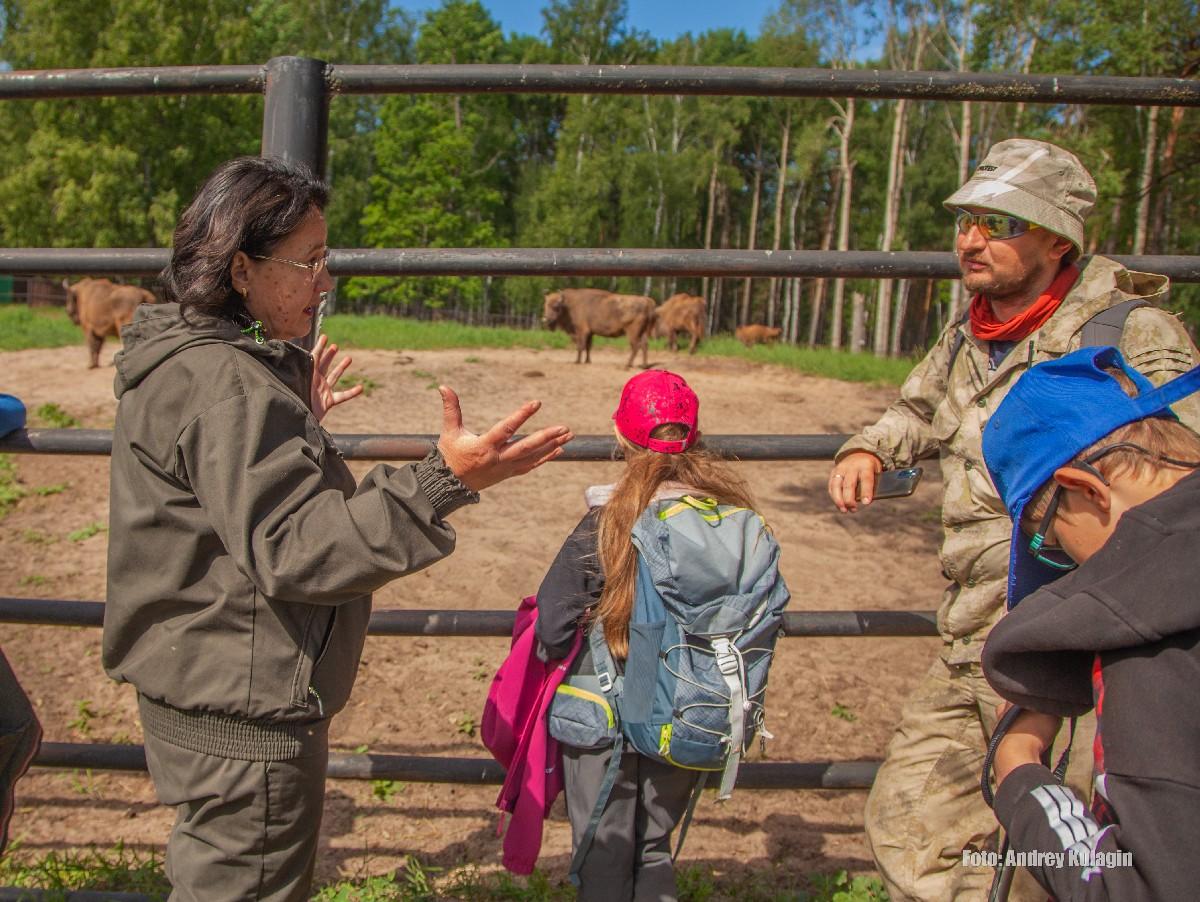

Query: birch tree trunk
[701,144,720,305]
[740,139,764,326]
[830,98,855,350]
[768,109,792,328]
[874,96,906,356]
[850,291,867,353]
[809,166,842,347]
[1133,105,1159,255]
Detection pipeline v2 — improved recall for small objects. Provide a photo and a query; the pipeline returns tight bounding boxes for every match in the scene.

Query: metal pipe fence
[3,55,1197,894]
[4,247,1200,281]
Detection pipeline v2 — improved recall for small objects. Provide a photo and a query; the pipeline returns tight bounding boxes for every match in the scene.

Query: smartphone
[871,466,923,500]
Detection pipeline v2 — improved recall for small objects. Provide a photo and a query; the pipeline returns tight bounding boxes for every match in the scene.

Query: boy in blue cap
[980,345,1200,899]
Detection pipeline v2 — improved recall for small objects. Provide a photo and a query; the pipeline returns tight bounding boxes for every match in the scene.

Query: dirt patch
[1,341,947,891]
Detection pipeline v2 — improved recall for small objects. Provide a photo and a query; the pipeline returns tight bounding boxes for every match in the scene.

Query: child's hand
[993,702,1062,788]
[437,386,573,492]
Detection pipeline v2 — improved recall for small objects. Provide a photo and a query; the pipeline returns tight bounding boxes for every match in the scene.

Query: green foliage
[35,402,79,428]
[0,841,169,896]
[0,306,81,351]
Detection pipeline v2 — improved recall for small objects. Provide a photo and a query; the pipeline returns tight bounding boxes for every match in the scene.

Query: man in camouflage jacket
[830,138,1200,901]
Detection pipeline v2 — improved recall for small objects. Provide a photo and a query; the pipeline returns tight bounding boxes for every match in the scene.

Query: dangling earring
[236,286,265,344]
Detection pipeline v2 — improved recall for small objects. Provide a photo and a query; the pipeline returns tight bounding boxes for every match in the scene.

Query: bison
[63,278,155,368]
[542,289,657,368]
[735,324,783,347]
[655,293,707,355]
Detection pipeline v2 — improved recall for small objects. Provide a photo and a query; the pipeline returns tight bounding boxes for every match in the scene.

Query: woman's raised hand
[437,386,573,492]
[310,334,364,422]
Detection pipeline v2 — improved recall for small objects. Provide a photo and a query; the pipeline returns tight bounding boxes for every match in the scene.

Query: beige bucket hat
[943,138,1096,252]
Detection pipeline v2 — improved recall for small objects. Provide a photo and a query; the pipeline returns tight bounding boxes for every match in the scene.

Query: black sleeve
[534,508,603,660]
[995,763,1196,900]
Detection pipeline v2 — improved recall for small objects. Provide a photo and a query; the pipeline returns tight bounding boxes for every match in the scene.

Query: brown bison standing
[63,278,155,368]
[735,324,783,347]
[542,289,657,368]
[655,293,707,355]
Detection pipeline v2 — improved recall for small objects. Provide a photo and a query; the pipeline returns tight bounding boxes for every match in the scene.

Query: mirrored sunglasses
[954,208,1040,241]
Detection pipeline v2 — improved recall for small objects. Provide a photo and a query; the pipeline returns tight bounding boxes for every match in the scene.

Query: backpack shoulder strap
[946,307,971,378]
[1080,298,1151,348]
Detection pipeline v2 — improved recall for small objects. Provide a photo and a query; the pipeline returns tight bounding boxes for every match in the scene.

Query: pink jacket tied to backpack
[482,595,581,874]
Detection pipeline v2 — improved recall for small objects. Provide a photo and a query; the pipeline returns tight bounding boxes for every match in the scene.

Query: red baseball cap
[612,370,699,453]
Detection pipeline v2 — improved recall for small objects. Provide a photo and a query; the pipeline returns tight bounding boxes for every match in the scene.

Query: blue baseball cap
[983,346,1200,608]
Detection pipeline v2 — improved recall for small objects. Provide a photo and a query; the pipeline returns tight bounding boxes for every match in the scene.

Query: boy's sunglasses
[1028,441,1200,572]
[953,208,1041,241]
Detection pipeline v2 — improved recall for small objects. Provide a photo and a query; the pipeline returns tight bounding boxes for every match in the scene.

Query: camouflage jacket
[838,256,1200,664]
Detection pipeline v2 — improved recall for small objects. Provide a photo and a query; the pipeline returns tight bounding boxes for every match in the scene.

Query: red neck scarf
[969,264,1080,342]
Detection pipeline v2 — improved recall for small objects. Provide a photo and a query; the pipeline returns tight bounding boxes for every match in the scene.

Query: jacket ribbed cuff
[138,694,329,762]
[415,447,480,518]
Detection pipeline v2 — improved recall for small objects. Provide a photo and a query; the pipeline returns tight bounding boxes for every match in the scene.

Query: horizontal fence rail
[0,599,940,637]
[0,431,852,461]
[31,741,879,790]
[4,248,1200,281]
[329,64,1200,105]
[2,63,1198,107]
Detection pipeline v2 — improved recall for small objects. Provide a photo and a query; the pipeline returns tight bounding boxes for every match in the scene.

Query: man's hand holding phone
[829,451,882,512]
[830,455,922,512]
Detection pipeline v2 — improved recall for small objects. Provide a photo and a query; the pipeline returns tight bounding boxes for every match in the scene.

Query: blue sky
[406,0,784,42]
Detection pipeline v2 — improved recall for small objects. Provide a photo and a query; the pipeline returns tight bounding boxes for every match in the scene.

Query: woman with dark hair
[103,156,571,901]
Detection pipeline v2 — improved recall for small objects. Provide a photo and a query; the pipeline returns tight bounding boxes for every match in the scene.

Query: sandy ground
[0,339,949,894]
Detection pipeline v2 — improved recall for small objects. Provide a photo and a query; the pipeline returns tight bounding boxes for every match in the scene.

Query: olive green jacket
[838,256,1200,664]
[105,303,475,755]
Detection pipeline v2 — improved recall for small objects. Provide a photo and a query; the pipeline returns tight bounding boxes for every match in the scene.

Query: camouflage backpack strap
[1080,298,1151,349]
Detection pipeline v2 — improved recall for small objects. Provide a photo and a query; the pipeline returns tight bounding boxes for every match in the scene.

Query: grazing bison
[63,278,154,368]
[736,324,783,347]
[542,289,657,368]
[655,293,707,354]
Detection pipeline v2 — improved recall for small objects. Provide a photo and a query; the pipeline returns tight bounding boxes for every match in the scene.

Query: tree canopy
[1,0,1197,349]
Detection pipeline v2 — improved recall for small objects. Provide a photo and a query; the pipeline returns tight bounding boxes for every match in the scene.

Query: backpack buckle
[597,670,613,693]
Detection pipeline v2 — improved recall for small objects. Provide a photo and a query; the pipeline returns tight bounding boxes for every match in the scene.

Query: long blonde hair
[594,425,758,660]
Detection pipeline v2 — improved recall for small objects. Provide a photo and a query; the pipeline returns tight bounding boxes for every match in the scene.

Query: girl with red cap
[534,370,778,901]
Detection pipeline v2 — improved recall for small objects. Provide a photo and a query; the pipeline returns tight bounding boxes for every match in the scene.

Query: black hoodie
[983,469,1200,900]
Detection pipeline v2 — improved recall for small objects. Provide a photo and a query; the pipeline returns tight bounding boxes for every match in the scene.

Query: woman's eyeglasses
[251,250,329,282]
[1027,441,1200,572]
[953,209,1040,241]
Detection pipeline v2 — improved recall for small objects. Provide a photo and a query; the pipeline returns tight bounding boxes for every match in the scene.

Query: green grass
[0,307,915,386]
[323,315,570,353]
[338,373,381,395]
[67,521,106,542]
[0,454,24,515]
[0,843,887,901]
[322,316,916,386]
[35,402,80,428]
[0,841,170,897]
[0,306,81,351]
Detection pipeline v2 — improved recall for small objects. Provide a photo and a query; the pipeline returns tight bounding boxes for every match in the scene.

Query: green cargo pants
[864,654,1094,902]
[143,729,329,902]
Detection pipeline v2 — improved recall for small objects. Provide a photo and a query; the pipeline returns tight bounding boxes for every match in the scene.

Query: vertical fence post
[262,55,330,350]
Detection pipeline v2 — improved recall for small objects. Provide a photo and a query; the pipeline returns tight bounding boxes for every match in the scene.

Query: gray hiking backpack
[548,495,791,883]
